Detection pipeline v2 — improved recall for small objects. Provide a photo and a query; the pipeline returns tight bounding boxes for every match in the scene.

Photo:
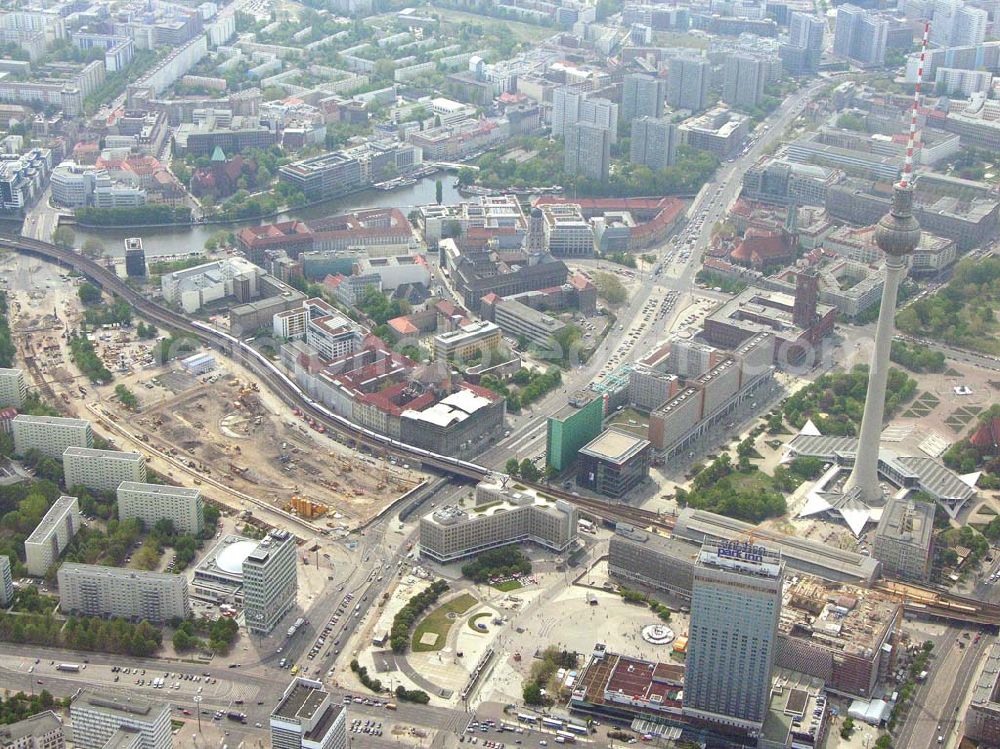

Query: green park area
[896,257,1000,355]
[436,8,554,44]
[493,580,522,592]
[411,593,477,653]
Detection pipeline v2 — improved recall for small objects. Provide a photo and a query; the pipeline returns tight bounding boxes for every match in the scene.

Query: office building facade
[432,321,502,361]
[621,73,666,121]
[966,644,1000,747]
[492,298,567,350]
[24,495,81,577]
[551,88,618,142]
[271,678,347,749]
[873,497,935,581]
[546,392,604,472]
[63,448,146,494]
[540,203,595,257]
[564,121,611,180]
[683,541,784,734]
[419,479,578,563]
[243,529,298,635]
[932,0,987,47]
[667,58,710,112]
[784,12,824,73]
[117,482,204,536]
[608,533,698,599]
[833,5,888,67]
[124,238,146,278]
[723,55,766,111]
[69,692,171,749]
[57,563,190,623]
[630,116,678,171]
[0,711,65,749]
[576,429,652,499]
[12,415,93,459]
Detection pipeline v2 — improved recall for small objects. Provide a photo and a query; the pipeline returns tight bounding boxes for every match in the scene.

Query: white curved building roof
[215,540,259,576]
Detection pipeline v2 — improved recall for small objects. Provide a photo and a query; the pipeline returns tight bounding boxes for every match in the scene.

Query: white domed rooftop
[216,540,259,576]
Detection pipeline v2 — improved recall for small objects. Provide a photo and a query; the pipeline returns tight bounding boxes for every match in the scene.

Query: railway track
[0,234,681,535]
[8,235,999,629]
[0,234,488,480]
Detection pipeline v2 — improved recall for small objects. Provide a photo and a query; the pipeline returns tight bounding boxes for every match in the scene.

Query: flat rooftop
[697,539,783,579]
[74,691,162,718]
[706,286,837,338]
[549,391,600,421]
[273,679,329,721]
[304,703,343,742]
[579,429,650,465]
[780,578,900,657]
[25,495,77,545]
[435,321,499,342]
[427,480,569,526]
[63,446,143,461]
[247,529,292,564]
[118,482,200,498]
[761,669,827,748]
[673,508,881,584]
[971,643,1000,709]
[496,298,565,332]
[102,726,142,748]
[13,414,89,427]
[59,562,184,584]
[0,711,62,743]
[876,497,934,548]
[571,649,684,716]
[612,529,702,567]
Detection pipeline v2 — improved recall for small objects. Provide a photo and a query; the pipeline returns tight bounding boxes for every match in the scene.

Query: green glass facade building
[546,392,604,472]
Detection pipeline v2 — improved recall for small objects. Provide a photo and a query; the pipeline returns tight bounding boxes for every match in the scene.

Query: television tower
[843,23,928,504]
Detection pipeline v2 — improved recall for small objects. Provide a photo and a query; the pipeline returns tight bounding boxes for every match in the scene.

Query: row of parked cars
[351,718,383,736]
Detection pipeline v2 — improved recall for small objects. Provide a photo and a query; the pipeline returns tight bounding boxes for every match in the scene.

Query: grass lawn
[493,580,522,592]
[436,8,553,43]
[412,593,477,653]
[608,407,649,438]
[729,470,776,493]
[468,612,492,632]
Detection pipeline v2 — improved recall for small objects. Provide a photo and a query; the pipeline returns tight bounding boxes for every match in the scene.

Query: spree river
[72,175,464,258]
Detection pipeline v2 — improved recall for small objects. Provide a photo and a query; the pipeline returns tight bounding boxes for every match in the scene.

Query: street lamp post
[193,695,202,733]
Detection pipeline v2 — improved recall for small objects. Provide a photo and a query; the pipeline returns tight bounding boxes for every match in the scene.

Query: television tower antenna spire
[842,22,928,507]
[900,21,930,189]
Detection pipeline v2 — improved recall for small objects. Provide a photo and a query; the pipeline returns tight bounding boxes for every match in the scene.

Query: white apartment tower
[12,415,93,459]
[24,495,81,576]
[117,482,204,536]
[63,447,146,494]
[243,529,298,635]
[69,692,171,749]
[0,368,26,407]
[57,563,189,623]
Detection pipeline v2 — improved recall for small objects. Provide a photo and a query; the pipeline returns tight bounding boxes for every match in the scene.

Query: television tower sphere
[875,183,921,258]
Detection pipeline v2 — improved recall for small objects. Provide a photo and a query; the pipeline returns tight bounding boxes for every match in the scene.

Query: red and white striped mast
[900,20,931,189]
